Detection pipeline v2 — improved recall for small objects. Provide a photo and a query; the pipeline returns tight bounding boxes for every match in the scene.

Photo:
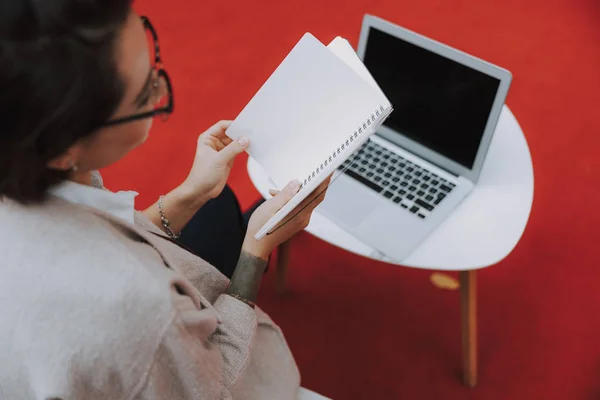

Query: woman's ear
[46,144,84,171]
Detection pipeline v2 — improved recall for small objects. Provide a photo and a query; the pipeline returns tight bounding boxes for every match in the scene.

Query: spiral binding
[301,104,388,188]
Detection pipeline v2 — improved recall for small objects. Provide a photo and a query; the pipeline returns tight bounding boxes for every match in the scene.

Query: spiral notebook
[226,33,393,240]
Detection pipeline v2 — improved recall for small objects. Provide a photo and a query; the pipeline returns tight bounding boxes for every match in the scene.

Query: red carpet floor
[103,0,600,398]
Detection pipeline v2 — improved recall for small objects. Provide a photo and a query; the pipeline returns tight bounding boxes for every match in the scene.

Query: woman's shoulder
[0,195,178,339]
[1,194,121,241]
[0,196,180,398]
[0,194,176,301]
[0,194,177,327]
[1,194,152,261]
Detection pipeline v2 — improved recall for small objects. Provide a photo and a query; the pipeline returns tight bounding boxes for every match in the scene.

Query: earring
[69,160,79,172]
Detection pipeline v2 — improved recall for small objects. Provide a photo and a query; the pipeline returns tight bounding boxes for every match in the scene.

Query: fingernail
[238,137,249,147]
[286,181,299,192]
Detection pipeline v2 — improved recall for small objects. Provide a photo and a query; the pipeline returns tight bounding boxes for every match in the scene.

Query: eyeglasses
[101,16,174,127]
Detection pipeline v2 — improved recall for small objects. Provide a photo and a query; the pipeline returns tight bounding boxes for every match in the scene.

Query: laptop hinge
[426,158,460,178]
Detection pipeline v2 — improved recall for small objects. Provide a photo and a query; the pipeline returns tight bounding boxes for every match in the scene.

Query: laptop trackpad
[319,181,376,228]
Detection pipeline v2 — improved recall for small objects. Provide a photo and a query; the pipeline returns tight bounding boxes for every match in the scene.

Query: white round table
[247,105,534,387]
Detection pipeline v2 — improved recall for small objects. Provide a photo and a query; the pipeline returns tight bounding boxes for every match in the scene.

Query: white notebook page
[226,33,389,189]
[327,37,385,93]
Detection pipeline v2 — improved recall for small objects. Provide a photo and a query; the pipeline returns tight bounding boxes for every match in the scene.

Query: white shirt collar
[48,171,138,225]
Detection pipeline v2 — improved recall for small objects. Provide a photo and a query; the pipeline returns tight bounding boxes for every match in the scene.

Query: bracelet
[227,292,256,308]
[158,195,180,239]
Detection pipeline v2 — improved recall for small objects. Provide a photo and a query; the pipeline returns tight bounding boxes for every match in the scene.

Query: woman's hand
[180,120,248,201]
[242,176,332,260]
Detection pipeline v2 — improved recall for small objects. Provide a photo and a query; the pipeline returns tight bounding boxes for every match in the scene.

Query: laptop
[319,15,512,262]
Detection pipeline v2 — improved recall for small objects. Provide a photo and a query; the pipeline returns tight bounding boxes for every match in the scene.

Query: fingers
[202,135,226,151]
[199,120,234,147]
[297,182,329,228]
[267,176,331,234]
[199,120,248,163]
[219,136,234,146]
[266,180,301,211]
[217,137,249,163]
[299,174,332,209]
[270,174,329,199]
[267,175,331,233]
[204,120,233,137]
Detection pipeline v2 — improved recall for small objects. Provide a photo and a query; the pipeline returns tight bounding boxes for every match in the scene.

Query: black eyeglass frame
[101,16,174,127]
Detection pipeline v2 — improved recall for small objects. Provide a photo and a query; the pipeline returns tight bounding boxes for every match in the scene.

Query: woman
[0,1,329,398]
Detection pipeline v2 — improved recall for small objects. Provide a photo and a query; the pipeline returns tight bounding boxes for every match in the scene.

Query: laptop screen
[363,27,501,169]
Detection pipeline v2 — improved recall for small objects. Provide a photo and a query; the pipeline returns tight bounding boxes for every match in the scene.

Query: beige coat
[0,196,300,399]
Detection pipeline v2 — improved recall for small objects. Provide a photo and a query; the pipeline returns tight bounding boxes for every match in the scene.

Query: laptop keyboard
[341,141,456,219]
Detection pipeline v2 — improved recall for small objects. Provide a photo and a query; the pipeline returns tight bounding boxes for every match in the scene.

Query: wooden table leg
[460,270,477,387]
[276,240,291,295]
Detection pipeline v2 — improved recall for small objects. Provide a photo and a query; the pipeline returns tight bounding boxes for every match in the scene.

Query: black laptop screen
[363,27,501,169]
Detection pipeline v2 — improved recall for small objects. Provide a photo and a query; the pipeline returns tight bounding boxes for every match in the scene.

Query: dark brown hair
[0,0,133,203]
